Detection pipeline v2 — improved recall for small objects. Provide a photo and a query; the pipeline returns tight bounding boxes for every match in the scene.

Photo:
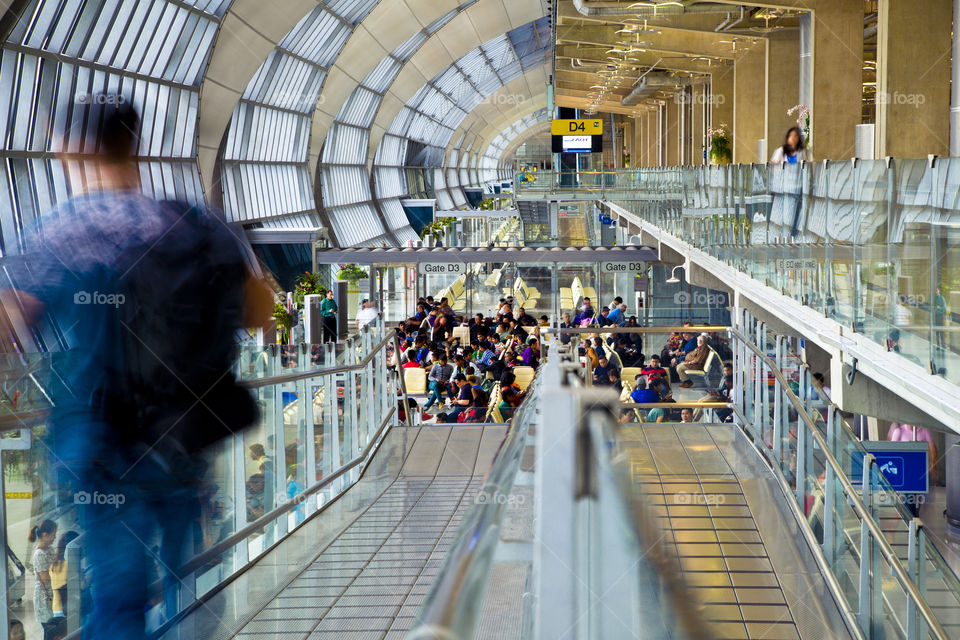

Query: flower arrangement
[708,123,732,165]
[293,271,326,307]
[337,264,369,285]
[787,104,811,146]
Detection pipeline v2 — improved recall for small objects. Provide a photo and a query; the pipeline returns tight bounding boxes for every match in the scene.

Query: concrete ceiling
[553,0,800,116]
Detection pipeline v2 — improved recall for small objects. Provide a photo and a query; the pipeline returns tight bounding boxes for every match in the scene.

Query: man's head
[680,408,693,422]
[437,354,447,364]
[682,332,694,340]
[478,341,489,352]
[598,356,608,367]
[813,372,825,385]
[326,290,334,299]
[406,348,418,361]
[518,307,526,316]
[619,303,627,312]
[59,96,141,190]
[563,313,571,322]
[634,375,647,389]
[649,355,661,367]
[454,374,468,387]
[723,364,733,377]
[613,296,623,305]
[620,409,634,423]
[600,307,609,316]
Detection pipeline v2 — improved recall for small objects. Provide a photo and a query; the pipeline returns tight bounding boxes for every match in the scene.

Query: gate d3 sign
[551,119,603,135]
[418,262,465,275]
[600,261,645,273]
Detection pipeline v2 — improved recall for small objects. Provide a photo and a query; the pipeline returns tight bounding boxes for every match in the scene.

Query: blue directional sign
[599,214,613,225]
[851,441,929,493]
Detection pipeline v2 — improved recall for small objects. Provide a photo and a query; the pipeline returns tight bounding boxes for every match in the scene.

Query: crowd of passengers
[392,293,738,424]
[393,294,548,423]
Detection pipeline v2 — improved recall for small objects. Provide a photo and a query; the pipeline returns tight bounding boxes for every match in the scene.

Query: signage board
[551,119,603,135]
[851,441,929,493]
[417,262,465,276]
[600,261,646,273]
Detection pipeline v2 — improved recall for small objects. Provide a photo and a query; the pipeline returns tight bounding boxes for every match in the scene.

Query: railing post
[858,455,874,636]
[796,404,807,506]
[907,518,920,639]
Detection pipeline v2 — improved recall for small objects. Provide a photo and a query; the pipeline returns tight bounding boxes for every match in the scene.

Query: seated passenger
[607,368,622,394]
[675,335,709,388]
[595,306,613,327]
[401,349,422,369]
[593,356,612,385]
[642,355,668,381]
[679,408,695,423]
[559,312,575,345]
[522,338,540,368]
[516,307,536,326]
[630,377,660,404]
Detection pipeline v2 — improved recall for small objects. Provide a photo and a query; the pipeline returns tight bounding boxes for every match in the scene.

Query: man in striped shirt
[475,341,496,372]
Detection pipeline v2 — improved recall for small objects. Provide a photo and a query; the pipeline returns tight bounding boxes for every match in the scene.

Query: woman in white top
[770,126,812,164]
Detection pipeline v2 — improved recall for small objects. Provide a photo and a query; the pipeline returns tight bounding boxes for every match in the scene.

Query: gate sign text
[418,262,465,275]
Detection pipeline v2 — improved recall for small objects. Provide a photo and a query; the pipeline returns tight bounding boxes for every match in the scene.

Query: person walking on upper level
[770,126,811,164]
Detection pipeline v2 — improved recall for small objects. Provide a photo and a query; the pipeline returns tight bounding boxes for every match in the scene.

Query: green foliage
[337,263,369,285]
[273,303,293,329]
[421,217,456,238]
[292,271,326,307]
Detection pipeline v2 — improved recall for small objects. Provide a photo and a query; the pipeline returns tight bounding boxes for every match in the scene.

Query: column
[766,31,801,162]
[875,0,952,157]
[633,115,644,168]
[734,41,767,163]
[711,65,735,165]
[646,109,659,167]
[666,97,681,166]
[692,84,706,165]
[811,0,862,160]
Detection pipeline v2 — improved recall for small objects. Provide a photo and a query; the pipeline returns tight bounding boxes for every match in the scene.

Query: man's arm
[243,275,274,328]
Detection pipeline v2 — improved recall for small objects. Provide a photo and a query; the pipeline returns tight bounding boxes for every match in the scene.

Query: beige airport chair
[452,326,471,345]
[682,348,719,386]
[404,367,427,395]
[512,366,535,391]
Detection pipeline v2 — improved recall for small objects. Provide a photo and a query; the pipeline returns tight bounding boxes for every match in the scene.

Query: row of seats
[491,217,519,246]
[561,276,598,313]
[502,276,540,310]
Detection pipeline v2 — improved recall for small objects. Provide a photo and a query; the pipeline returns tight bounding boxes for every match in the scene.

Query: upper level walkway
[511,164,960,435]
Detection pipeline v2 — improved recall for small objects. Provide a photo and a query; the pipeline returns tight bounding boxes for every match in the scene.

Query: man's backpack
[106,201,258,460]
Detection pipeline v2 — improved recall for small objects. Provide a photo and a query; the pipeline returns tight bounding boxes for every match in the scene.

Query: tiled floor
[621,424,836,640]
[232,475,481,640]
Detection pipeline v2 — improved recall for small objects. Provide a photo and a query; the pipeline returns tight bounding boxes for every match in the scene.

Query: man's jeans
[425,380,446,409]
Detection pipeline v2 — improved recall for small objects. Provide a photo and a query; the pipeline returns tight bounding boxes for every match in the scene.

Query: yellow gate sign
[5,492,32,499]
[551,119,603,135]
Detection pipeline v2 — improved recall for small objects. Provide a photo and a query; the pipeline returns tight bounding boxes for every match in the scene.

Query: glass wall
[0,323,394,637]
[519,161,960,387]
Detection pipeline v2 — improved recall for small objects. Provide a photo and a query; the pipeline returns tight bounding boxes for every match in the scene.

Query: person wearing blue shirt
[630,378,660,404]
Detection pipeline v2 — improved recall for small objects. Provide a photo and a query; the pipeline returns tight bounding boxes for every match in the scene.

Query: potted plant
[272,302,293,343]
[292,271,326,308]
[708,124,732,165]
[337,264,369,287]
[787,104,811,147]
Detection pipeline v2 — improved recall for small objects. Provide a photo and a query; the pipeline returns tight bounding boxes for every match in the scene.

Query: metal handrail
[410,367,541,637]
[240,329,397,389]
[177,405,394,577]
[553,325,728,334]
[728,326,948,638]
